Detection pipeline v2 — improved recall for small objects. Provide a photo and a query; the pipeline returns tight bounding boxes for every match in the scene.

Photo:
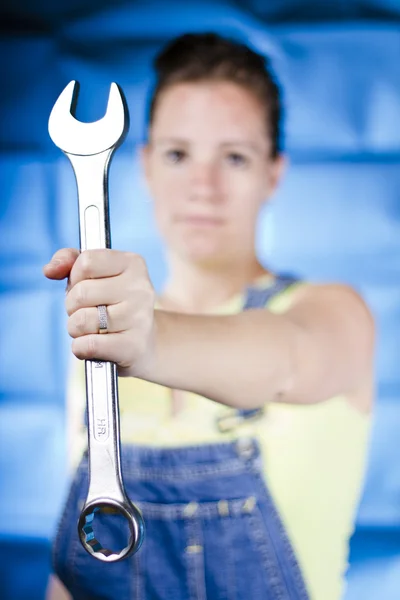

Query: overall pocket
[129,494,299,600]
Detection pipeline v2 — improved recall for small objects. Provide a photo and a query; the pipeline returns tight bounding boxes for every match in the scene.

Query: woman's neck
[157,254,272,313]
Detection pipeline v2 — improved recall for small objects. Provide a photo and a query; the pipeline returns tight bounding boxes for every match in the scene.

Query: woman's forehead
[157,81,262,117]
[150,82,268,144]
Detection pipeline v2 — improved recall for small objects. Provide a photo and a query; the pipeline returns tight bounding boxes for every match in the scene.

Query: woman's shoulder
[267,277,375,414]
[269,278,370,312]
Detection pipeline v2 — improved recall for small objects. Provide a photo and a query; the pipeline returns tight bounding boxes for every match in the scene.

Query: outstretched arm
[147,284,374,410]
[44,249,374,412]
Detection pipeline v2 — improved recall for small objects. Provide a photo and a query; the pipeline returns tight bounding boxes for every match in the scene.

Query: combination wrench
[48,80,145,562]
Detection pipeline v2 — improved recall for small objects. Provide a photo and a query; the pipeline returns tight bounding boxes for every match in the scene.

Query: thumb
[43,248,80,281]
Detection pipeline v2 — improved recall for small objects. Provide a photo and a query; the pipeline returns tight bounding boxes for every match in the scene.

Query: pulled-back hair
[148,32,283,158]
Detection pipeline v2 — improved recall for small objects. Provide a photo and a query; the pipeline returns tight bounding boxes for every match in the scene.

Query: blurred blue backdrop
[0,1,400,599]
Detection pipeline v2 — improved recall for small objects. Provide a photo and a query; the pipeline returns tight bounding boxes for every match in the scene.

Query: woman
[44,32,374,600]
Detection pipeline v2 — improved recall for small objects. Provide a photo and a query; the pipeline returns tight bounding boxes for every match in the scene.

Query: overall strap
[242,273,300,311]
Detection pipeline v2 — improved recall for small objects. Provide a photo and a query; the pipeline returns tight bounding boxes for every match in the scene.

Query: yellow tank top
[67,277,371,600]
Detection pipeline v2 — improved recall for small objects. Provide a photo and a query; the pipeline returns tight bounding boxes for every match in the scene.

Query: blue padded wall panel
[0,157,59,271]
[0,536,51,600]
[235,0,400,21]
[0,403,68,538]
[274,26,400,156]
[3,0,400,26]
[0,38,62,151]
[0,289,68,401]
[356,0,400,18]
[358,397,400,526]
[263,162,400,273]
[59,0,278,48]
[345,529,400,600]
[362,284,400,389]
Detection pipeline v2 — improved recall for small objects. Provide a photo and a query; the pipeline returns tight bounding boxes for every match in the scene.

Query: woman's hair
[148,32,283,158]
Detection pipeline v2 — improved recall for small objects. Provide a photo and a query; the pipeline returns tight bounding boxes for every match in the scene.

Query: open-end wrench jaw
[48,80,129,156]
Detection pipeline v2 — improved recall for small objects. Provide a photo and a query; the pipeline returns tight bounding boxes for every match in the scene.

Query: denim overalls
[52,275,310,600]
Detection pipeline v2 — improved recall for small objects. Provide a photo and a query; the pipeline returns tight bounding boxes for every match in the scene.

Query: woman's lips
[178,215,224,226]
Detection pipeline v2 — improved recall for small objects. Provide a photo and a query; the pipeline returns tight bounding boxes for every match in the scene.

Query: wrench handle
[70,150,113,251]
[66,150,124,499]
[65,149,145,562]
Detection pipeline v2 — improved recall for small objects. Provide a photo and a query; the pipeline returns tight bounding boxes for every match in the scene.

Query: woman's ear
[268,153,288,195]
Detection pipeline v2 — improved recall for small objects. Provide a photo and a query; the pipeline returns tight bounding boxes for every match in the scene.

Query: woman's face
[142,80,285,267]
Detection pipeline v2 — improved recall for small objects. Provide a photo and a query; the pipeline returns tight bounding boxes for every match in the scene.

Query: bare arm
[140,284,374,411]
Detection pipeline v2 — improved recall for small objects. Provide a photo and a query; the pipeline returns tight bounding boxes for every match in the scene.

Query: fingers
[67,302,129,338]
[70,323,153,370]
[43,248,80,280]
[65,252,151,316]
[44,249,146,286]
[68,249,136,289]
[65,274,126,316]
[71,331,133,366]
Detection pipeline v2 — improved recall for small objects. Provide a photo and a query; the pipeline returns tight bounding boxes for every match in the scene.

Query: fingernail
[47,259,62,267]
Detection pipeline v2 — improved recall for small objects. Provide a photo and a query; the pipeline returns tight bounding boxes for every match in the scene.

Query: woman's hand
[43,248,156,378]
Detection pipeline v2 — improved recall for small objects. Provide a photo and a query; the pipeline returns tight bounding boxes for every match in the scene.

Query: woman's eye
[226,153,248,167]
[165,149,186,164]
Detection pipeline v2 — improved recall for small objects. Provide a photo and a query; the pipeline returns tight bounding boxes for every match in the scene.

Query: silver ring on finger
[97,305,108,334]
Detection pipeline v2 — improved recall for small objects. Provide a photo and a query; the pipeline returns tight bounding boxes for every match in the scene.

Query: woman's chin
[177,241,227,266]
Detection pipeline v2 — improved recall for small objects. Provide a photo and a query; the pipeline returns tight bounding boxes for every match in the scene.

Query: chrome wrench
[48,80,145,562]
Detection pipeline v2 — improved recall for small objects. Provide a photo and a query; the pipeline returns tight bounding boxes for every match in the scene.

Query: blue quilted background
[1,1,399,598]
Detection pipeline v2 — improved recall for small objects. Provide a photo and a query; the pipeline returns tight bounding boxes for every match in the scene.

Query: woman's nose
[189,162,221,202]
